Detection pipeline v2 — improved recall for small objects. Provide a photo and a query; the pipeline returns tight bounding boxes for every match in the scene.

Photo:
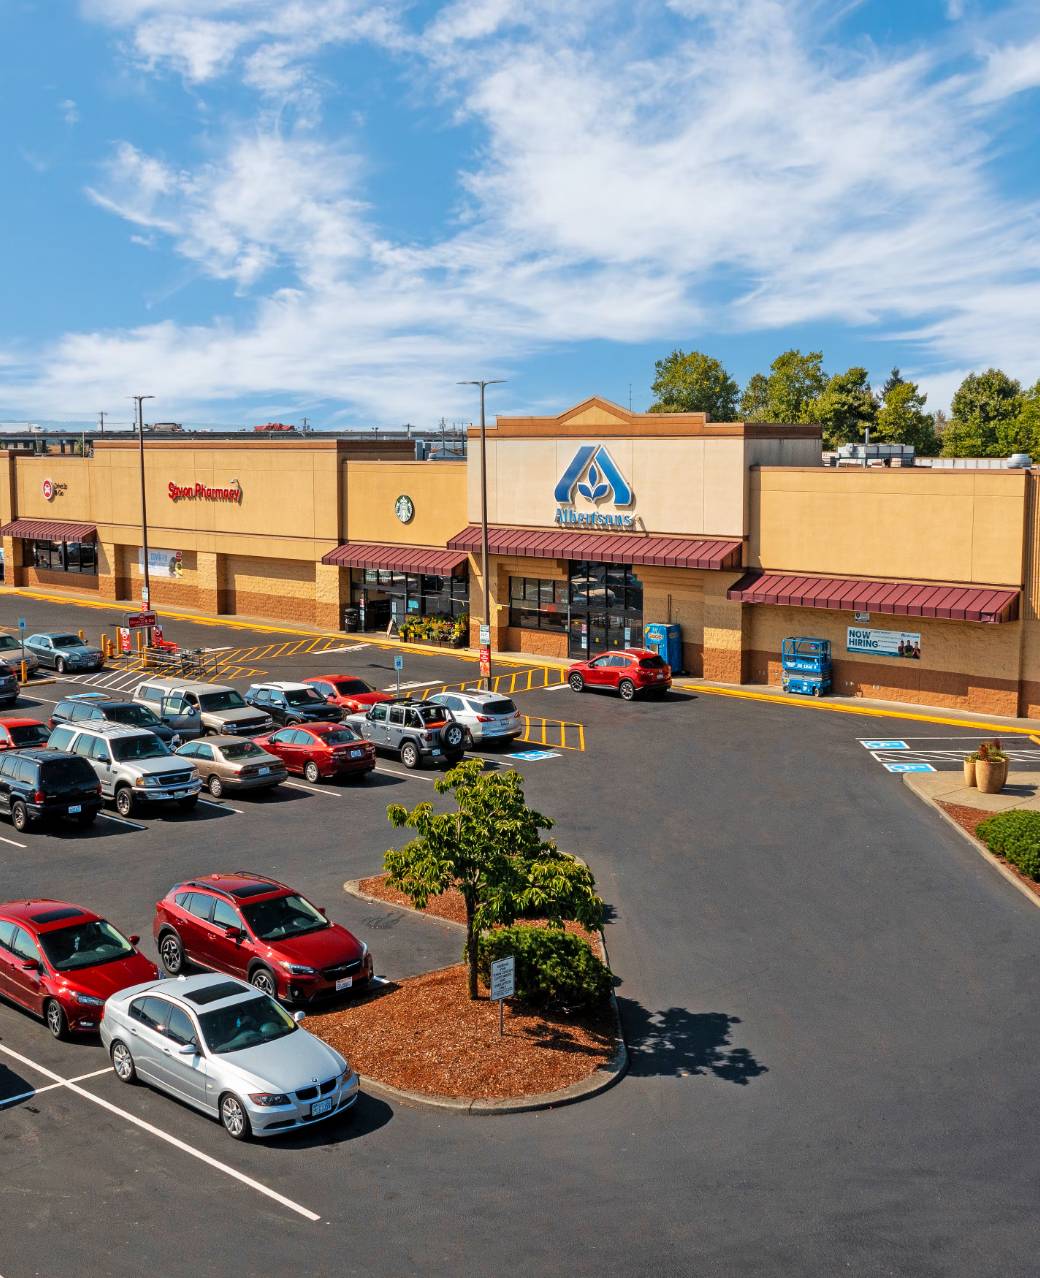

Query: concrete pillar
[701,578,749,684]
[97,540,119,602]
[196,552,221,614]
[315,562,346,631]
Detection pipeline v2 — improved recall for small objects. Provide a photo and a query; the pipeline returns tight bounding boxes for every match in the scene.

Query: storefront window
[508,578,567,631]
[567,561,643,657]
[30,539,97,576]
[353,568,467,627]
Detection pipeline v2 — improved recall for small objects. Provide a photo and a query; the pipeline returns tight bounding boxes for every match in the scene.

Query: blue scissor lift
[781,637,832,697]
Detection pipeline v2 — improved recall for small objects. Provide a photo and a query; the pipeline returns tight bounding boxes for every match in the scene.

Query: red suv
[153,872,373,1004]
[568,648,672,700]
[253,722,376,782]
[0,898,157,1038]
[303,675,392,714]
[0,719,52,750]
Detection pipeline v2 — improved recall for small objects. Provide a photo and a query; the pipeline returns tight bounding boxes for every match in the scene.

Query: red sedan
[0,899,157,1038]
[0,719,52,750]
[303,675,393,715]
[254,722,376,783]
[567,648,672,700]
[153,872,373,1004]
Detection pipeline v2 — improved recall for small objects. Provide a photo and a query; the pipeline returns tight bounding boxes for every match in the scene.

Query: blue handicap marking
[393,654,404,672]
[883,762,936,773]
[17,617,26,629]
[511,750,560,761]
[862,739,908,750]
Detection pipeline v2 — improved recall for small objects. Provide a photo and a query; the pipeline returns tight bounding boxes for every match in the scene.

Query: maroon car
[254,722,375,783]
[567,648,672,700]
[0,899,157,1038]
[153,872,373,1004]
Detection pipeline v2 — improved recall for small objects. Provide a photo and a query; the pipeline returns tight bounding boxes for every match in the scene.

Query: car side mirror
[177,1041,198,1055]
[20,959,39,972]
[225,925,243,941]
[318,906,328,916]
[128,934,141,946]
[292,1010,306,1024]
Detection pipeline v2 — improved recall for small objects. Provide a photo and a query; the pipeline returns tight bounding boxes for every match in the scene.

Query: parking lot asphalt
[1,595,1038,1277]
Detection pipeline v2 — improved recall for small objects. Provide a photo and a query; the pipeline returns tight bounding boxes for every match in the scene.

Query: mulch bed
[938,801,1040,900]
[307,964,616,1100]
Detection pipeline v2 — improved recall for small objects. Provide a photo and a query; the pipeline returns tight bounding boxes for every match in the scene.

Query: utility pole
[301,417,310,432]
[98,411,107,436]
[458,379,506,689]
[132,395,155,609]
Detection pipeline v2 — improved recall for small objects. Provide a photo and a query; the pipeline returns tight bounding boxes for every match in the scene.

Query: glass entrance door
[567,561,643,659]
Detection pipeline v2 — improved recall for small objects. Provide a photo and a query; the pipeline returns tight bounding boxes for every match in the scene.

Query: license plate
[431,748,441,756]
[335,976,353,991]
[310,1098,334,1117]
[350,749,363,758]
[258,766,270,776]
[68,804,82,814]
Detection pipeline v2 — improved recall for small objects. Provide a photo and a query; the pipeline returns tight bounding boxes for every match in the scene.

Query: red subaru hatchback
[253,722,376,783]
[303,675,393,715]
[0,899,157,1038]
[153,872,373,1004]
[568,648,672,700]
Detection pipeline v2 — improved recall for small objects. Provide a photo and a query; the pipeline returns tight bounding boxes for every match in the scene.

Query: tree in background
[385,760,604,1000]
[810,366,877,448]
[882,367,906,398]
[875,378,937,454]
[764,349,828,422]
[649,349,739,419]
[738,372,770,421]
[942,369,1023,457]
[1013,380,1040,457]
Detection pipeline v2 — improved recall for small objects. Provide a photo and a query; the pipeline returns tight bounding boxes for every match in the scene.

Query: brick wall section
[219,554,317,624]
[504,627,567,658]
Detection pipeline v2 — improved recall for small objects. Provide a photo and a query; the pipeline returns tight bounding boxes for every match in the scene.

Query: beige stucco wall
[750,467,1027,586]
[344,461,466,546]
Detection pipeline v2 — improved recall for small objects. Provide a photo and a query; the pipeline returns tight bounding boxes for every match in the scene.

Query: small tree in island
[385,759,605,1000]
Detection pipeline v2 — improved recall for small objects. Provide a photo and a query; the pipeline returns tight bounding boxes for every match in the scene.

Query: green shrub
[476,925,612,1011]
[976,810,1040,881]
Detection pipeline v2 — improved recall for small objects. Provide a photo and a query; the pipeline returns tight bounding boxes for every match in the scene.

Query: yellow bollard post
[19,660,27,684]
[78,628,85,641]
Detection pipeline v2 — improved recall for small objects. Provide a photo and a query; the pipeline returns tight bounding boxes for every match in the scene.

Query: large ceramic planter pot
[976,758,1008,795]
[963,757,977,787]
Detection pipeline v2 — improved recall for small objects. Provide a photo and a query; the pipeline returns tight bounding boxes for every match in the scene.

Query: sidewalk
[906,770,1040,814]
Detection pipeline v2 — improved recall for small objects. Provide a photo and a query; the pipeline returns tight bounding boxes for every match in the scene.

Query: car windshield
[38,919,134,971]
[241,893,328,941]
[315,727,359,746]
[104,705,160,727]
[111,735,170,761]
[414,705,448,725]
[198,994,297,1055]
[285,688,324,706]
[8,723,50,746]
[197,691,246,711]
[220,741,266,760]
[0,636,17,651]
[333,679,372,695]
[52,635,82,648]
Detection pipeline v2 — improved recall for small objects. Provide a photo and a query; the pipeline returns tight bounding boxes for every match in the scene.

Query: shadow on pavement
[617,998,768,1085]
[0,1059,37,1109]
[267,1091,394,1150]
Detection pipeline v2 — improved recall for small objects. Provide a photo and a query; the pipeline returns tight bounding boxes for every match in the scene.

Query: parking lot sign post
[394,652,404,696]
[490,954,515,1036]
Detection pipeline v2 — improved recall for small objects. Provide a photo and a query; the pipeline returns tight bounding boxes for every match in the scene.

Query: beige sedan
[175,736,287,798]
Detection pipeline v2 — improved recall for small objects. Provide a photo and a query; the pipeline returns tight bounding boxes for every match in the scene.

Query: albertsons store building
[2,396,1038,718]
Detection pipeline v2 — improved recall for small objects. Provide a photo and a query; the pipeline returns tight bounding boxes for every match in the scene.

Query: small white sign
[490,955,515,1002]
[853,611,870,623]
[479,623,491,646]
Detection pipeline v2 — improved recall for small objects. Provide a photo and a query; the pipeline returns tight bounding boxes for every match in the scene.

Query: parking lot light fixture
[458,379,506,690]
[131,394,156,611]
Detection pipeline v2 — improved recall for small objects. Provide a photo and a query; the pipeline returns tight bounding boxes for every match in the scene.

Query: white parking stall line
[0,1043,321,1222]
[4,1067,117,1105]
[284,781,341,797]
[542,683,571,692]
[374,766,437,783]
[382,680,439,692]
[0,834,28,849]
[197,798,243,815]
[96,812,148,831]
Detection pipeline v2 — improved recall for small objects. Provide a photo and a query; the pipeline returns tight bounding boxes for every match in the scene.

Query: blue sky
[1,0,1039,430]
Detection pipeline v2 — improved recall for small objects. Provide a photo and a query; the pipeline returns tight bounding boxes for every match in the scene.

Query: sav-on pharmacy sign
[553,445,636,529]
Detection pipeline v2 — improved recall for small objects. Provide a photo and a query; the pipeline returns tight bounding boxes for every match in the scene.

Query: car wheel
[220,1093,251,1141]
[55,658,66,674]
[114,787,134,817]
[400,741,420,769]
[249,967,278,998]
[442,723,465,752]
[178,795,198,811]
[304,760,321,783]
[207,775,224,798]
[569,673,585,692]
[111,1040,137,1084]
[159,931,185,976]
[618,679,636,701]
[10,801,29,833]
[75,810,97,827]
[45,999,68,1040]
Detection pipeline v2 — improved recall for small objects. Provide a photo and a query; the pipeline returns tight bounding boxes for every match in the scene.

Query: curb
[341,878,628,1115]
[903,777,1040,910]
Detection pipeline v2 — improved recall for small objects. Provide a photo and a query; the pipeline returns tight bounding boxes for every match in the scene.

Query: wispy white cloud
[59,98,80,125]
[971,34,1040,102]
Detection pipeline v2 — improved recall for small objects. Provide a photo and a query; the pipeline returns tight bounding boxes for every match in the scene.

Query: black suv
[0,749,102,832]
[49,697,180,746]
[0,662,18,708]
[244,683,345,727]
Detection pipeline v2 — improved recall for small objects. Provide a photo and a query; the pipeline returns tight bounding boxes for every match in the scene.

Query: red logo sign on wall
[41,478,67,502]
[168,479,243,504]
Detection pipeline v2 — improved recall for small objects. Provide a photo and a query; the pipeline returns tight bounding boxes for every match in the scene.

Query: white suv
[46,721,202,817]
[425,690,523,744]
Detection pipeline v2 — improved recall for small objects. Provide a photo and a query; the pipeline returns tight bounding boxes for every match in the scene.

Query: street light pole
[458,379,505,690]
[132,395,155,609]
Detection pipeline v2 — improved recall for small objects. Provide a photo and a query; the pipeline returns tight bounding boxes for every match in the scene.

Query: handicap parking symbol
[883,761,936,773]
[511,750,560,761]
[861,739,908,750]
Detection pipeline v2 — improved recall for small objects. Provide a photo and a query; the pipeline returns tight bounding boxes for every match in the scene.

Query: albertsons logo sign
[553,445,635,529]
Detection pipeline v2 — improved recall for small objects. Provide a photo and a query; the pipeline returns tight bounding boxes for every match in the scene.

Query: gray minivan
[133,678,272,738]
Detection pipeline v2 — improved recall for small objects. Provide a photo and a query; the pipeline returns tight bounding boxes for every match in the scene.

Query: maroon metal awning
[727,570,1020,623]
[447,525,743,570]
[0,518,96,541]
[320,542,468,574]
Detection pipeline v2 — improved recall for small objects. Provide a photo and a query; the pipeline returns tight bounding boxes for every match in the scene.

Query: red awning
[447,526,742,570]
[0,519,96,541]
[727,571,1019,623]
[321,543,468,574]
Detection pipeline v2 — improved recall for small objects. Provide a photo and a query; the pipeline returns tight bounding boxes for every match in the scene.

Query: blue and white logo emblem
[553,445,635,528]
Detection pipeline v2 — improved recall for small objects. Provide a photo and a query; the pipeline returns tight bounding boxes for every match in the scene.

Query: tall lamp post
[131,395,155,610]
[458,378,505,690]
